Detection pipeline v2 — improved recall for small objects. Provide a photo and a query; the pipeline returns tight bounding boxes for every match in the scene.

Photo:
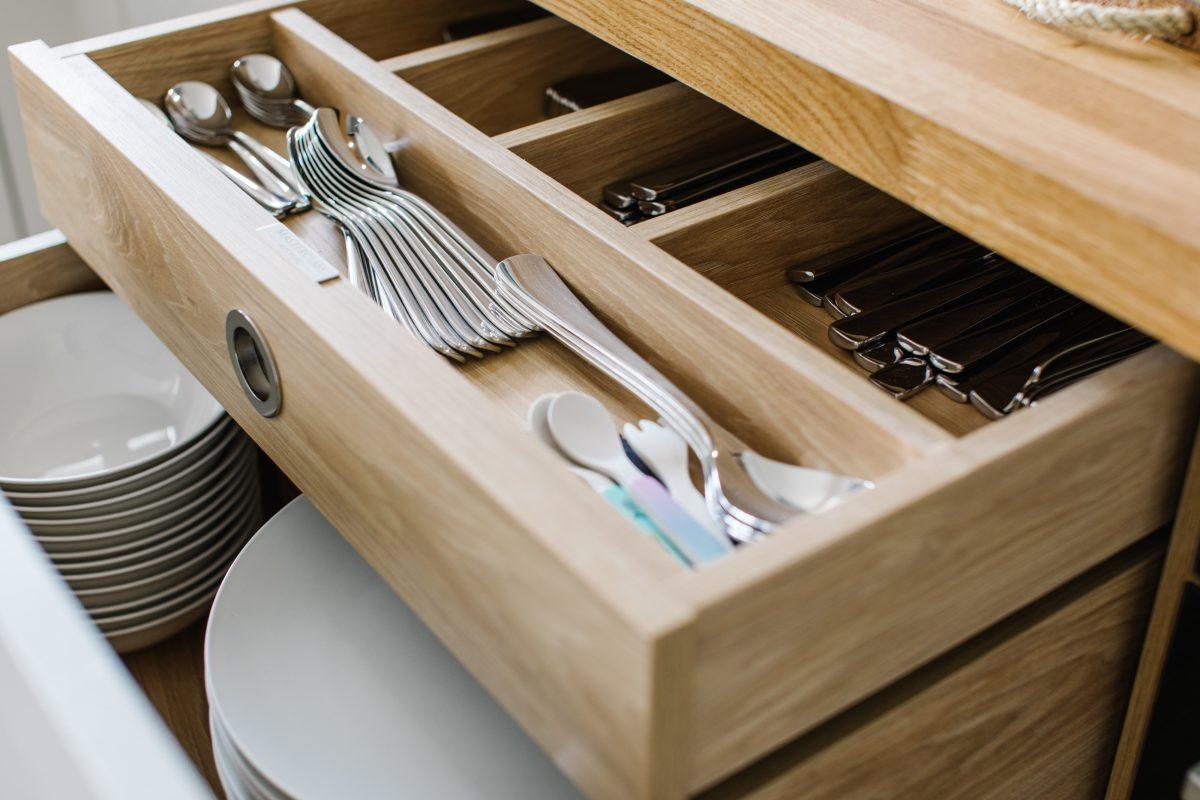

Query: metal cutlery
[629,140,806,202]
[628,419,870,516]
[927,293,1086,374]
[827,236,989,318]
[288,107,536,360]
[231,54,317,128]
[636,149,814,217]
[544,65,673,117]
[787,222,1155,415]
[496,253,847,539]
[136,98,293,217]
[164,81,307,207]
[828,257,1012,351]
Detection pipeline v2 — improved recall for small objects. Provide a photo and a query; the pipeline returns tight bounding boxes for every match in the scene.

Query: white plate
[0,292,223,486]
[1,415,234,503]
[205,496,582,800]
[210,712,284,800]
[210,712,257,800]
[28,445,255,536]
[16,438,252,525]
[43,476,258,560]
[7,424,243,515]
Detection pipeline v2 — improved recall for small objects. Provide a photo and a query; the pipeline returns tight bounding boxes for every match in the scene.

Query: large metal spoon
[137,98,291,217]
[164,81,305,204]
[230,54,316,127]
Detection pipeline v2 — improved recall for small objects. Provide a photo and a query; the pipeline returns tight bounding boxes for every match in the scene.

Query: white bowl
[0,292,223,487]
[205,496,581,800]
[1,415,235,504]
[55,484,257,576]
[17,438,252,525]
[94,566,227,632]
[86,531,255,619]
[6,422,241,513]
[72,499,256,607]
[42,476,258,560]
[105,592,216,654]
[28,445,255,536]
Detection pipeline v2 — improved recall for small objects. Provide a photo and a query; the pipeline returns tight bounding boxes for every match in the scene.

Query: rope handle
[1001,0,1196,40]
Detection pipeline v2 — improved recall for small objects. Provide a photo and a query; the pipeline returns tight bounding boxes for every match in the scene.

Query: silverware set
[788,225,1154,417]
[137,51,871,543]
[599,138,817,224]
[288,108,538,361]
[497,253,870,540]
[140,53,319,216]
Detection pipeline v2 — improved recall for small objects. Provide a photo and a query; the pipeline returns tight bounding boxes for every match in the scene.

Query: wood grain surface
[10,2,1200,796]
[703,538,1163,800]
[532,0,1200,362]
[1107,425,1200,799]
[0,230,105,315]
[499,81,764,204]
[122,622,218,795]
[385,17,642,135]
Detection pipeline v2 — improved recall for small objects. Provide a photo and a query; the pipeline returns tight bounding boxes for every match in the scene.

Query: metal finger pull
[225,309,281,417]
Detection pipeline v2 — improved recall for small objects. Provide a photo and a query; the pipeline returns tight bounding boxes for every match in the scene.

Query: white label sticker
[257,222,340,284]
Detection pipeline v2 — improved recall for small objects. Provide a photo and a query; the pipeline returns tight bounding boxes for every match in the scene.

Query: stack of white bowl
[206,496,582,800]
[0,292,261,653]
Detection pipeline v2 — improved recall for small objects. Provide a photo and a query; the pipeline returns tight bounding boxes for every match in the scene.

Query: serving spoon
[231,54,317,127]
[136,99,292,217]
[164,81,306,205]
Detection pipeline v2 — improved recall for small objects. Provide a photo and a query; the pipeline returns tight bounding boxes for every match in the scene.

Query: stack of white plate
[0,292,261,653]
[206,496,583,800]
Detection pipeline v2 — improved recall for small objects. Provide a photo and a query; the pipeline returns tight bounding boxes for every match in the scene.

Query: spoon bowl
[231,54,296,103]
[231,53,316,127]
[164,81,234,144]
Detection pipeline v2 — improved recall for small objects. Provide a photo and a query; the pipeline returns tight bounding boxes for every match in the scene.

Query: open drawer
[8,1,1200,797]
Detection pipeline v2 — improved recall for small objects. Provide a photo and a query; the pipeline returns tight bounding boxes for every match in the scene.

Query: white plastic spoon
[527,395,688,566]
[547,392,731,565]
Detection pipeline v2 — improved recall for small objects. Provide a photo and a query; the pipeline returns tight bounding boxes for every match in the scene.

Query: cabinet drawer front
[10,2,1199,796]
[0,495,211,800]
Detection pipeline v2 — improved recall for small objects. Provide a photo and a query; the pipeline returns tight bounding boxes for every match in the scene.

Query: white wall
[0,0,230,245]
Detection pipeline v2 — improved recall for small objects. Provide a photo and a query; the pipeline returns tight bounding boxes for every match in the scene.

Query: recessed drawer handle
[225,309,281,417]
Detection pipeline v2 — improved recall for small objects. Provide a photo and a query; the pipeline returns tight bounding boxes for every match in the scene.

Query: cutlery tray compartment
[9,2,1199,797]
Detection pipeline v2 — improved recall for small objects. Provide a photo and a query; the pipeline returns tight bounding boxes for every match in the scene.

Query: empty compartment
[500,82,790,214]
[378,16,671,135]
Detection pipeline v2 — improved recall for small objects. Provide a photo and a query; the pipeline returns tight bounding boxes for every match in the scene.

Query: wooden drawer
[7,2,1199,797]
[0,235,1177,799]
